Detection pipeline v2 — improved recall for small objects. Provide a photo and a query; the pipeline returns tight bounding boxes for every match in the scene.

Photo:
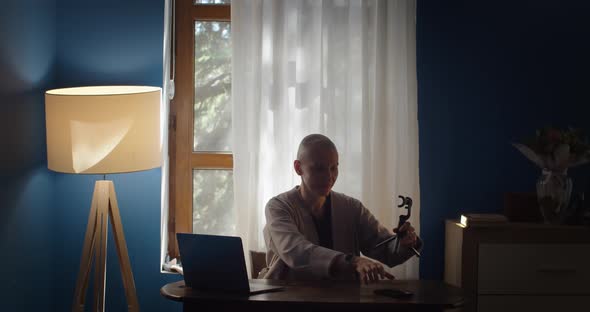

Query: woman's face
[295,146,339,197]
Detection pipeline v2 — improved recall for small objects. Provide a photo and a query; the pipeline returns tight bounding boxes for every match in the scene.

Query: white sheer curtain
[232,0,420,279]
[160,0,172,271]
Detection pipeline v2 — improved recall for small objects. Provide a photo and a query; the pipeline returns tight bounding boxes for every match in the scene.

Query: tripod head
[373,195,420,258]
[397,195,413,227]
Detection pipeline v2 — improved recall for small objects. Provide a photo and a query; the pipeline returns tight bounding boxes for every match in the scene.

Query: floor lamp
[45,86,162,312]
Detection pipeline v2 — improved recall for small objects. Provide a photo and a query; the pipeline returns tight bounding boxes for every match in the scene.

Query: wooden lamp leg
[107,181,140,312]
[71,180,139,312]
[72,182,101,312]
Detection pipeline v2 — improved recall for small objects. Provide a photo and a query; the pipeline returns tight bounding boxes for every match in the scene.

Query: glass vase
[536,169,573,224]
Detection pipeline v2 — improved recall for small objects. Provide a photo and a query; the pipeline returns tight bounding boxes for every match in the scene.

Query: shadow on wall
[0,173,29,258]
[0,0,55,177]
[0,91,55,309]
[0,92,47,176]
[0,85,53,250]
[0,84,51,223]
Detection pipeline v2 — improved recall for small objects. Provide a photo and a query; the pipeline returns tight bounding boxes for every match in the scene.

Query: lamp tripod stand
[72,180,139,312]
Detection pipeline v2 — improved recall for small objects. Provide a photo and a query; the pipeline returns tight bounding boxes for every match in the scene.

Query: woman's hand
[394,222,418,248]
[351,257,395,285]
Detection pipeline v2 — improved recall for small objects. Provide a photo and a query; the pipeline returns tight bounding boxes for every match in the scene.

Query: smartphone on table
[373,288,414,299]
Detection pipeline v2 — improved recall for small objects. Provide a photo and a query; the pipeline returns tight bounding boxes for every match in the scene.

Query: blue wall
[0,0,57,311]
[417,0,590,279]
[53,0,181,311]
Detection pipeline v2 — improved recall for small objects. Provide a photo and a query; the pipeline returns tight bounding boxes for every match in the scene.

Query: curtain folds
[232,0,420,279]
[160,0,172,271]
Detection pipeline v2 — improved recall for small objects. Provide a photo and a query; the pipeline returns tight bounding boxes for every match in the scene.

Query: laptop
[176,233,284,295]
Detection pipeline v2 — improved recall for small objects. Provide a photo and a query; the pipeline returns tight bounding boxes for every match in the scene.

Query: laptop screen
[176,233,250,292]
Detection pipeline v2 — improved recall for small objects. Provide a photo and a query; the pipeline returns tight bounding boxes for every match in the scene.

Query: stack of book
[460,213,508,227]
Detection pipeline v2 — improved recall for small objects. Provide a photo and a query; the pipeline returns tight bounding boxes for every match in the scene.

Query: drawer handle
[536,268,577,274]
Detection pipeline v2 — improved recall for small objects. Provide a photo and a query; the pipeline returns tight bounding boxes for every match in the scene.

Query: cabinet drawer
[478,295,590,312]
[478,244,590,294]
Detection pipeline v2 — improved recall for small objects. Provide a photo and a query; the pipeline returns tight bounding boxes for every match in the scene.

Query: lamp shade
[45,86,162,174]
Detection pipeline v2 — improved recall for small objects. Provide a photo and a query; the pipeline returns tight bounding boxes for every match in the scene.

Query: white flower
[513,142,589,171]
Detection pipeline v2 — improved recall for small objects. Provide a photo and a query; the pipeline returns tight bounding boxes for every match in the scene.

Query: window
[169,0,232,258]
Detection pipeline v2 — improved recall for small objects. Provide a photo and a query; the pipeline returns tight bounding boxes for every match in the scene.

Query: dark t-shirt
[312,195,333,249]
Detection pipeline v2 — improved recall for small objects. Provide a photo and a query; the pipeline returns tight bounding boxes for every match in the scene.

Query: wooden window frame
[168,0,232,259]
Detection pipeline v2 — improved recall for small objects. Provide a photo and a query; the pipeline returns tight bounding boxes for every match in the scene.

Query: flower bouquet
[513,127,590,224]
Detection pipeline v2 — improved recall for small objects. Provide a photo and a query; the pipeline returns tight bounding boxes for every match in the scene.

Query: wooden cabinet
[444,220,590,312]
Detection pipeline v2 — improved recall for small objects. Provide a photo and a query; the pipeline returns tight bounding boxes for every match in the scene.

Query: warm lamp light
[46,85,161,174]
[45,86,162,312]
